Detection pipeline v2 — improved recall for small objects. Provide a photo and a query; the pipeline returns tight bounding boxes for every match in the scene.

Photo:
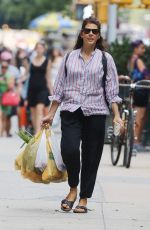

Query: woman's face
[22,58,29,68]
[52,48,61,57]
[35,43,45,56]
[135,43,145,56]
[1,61,9,74]
[80,23,100,48]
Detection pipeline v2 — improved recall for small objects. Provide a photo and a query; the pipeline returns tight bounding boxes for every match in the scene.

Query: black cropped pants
[60,108,106,199]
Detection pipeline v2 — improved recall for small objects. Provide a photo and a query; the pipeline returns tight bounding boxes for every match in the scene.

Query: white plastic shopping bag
[49,131,66,172]
[34,130,48,172]
[52,107,61,128]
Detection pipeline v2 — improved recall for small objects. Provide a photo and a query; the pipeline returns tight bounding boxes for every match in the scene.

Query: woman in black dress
[27,41,52,133]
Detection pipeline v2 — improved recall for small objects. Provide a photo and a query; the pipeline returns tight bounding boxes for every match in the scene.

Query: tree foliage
[0,0,72,28]
[109,38,132,75]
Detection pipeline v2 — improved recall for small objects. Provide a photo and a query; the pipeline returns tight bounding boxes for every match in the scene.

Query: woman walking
[0,61,15,136]
[27,41,52,133]
[41,17,123,213]
[49,46,63,128]
[128,40,150,152]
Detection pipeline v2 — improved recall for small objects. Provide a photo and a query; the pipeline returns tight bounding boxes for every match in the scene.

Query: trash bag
[15,127,67,184]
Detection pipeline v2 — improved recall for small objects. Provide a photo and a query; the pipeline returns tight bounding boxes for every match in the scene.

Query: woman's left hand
[113,115,124,135]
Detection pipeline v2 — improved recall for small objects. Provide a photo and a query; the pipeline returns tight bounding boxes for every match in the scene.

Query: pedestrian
[41,17,123,213]
[0,61,15,137]
[0,50,20,82]
[49,46,63,87]
[128,40,150,152]
[49,46,63,129]
[16,56,30,130]
[27,41,52,134]
[0,50,21,132]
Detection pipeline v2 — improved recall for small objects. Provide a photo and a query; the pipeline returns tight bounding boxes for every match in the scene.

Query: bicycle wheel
[124,109,134,168]
[111,134,123,165]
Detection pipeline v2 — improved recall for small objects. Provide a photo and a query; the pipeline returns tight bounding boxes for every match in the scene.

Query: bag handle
[102,51,109,109]
[64,52,71,77]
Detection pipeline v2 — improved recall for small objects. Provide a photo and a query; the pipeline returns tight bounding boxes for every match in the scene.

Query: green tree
[0,0,72,28]
[109,38,132,75]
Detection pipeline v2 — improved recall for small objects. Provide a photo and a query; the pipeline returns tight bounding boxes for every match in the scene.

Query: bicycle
[111,79,150,168]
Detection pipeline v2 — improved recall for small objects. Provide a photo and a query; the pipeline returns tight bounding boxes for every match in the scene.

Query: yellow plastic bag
[22,131,42,173]
[15,128,67,184]
[15,130,44,183]
[42,129,67,183]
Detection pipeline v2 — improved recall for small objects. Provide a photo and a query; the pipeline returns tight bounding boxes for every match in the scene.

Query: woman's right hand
[41,101,59,128]
[41,113,54,127]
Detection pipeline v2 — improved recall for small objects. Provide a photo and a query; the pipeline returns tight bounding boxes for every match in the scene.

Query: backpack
[64,51,109,109]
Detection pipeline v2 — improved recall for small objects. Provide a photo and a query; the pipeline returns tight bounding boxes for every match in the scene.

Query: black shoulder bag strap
[64,52,71,77]
[102,51,110,110]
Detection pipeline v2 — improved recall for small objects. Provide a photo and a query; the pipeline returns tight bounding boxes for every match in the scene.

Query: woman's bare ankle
[79,198,87,206]
[65,187,77,201]
[70,187,77,192]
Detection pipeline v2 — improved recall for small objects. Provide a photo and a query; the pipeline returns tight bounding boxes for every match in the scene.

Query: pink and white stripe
[49,48,121,115]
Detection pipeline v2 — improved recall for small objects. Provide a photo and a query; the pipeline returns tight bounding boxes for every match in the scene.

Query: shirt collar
[78,48,97,58]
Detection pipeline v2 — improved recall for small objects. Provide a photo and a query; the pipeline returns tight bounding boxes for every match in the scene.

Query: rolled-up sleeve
[48,54,67,103]
[105,53,122,107]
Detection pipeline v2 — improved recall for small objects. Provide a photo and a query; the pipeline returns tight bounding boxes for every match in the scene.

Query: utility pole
[107,4,118,43]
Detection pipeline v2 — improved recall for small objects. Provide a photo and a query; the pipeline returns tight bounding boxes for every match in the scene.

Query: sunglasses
[83,28,100,35]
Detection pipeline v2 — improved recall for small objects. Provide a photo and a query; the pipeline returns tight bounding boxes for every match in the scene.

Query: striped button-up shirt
[49,48,121,115]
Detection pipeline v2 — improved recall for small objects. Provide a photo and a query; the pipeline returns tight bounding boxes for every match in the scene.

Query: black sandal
[61,199,76,212]
[73,205,88,213]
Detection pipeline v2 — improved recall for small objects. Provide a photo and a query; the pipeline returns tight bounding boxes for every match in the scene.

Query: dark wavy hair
[131,40,143,49]
[74,17,104,51]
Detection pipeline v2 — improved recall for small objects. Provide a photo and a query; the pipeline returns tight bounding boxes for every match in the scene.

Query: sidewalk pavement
[0,123,150,229]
